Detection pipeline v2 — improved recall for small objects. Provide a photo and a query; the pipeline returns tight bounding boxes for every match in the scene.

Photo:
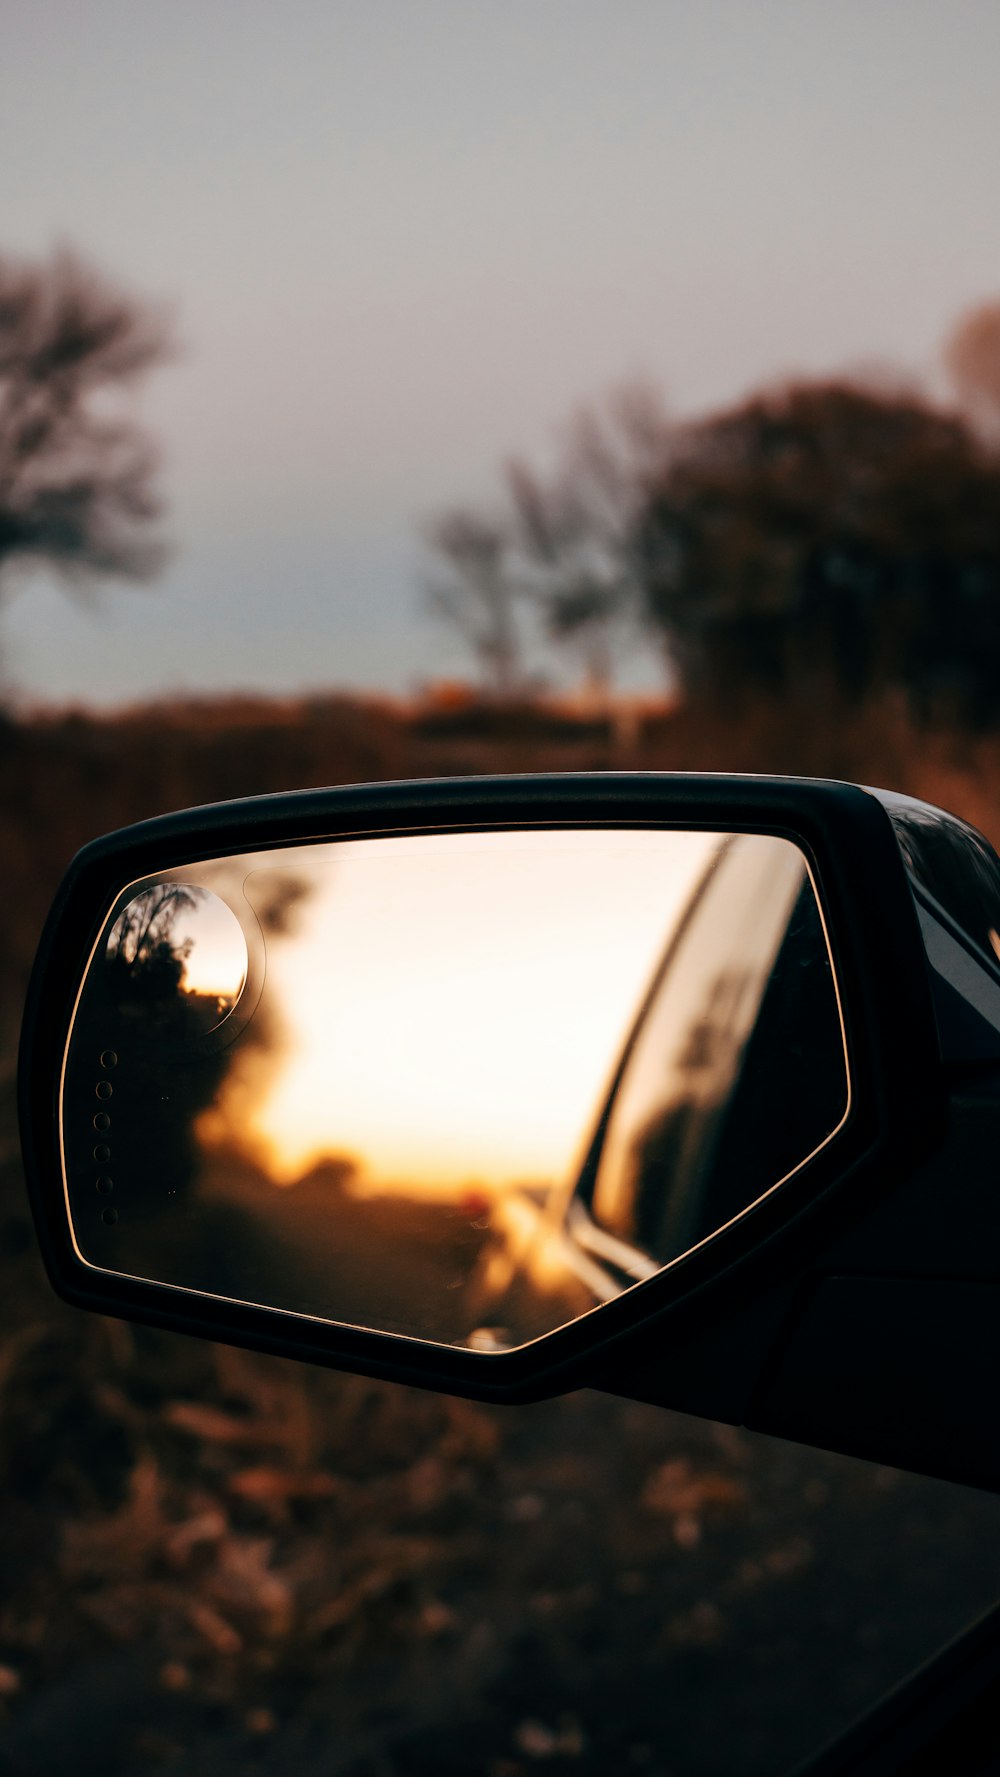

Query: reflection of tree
[106,881,251,1037]
[106,883,201,1006]
[64,884,235,1233]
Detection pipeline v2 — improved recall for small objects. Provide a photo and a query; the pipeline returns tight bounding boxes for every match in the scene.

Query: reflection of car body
[470,831,845,1349]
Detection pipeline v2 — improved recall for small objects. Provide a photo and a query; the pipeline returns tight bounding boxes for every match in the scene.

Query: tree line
[4,242,1000,729]
[427,309,1000,727]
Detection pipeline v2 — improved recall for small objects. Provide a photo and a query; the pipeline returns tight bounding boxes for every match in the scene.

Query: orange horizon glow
[174,891,250,1003]
[192,829,724,1196]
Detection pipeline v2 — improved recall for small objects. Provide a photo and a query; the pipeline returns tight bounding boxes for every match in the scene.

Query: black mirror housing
[19,773,952,1410]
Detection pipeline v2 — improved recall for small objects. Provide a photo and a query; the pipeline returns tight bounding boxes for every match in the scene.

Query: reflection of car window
[588,835,848,1266]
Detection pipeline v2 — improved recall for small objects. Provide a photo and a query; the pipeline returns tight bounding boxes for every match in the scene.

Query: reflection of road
[121,1151,495,1347]
[466,1183,609,1348]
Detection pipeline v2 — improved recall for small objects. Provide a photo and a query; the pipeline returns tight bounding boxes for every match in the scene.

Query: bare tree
[424,381,672,699]
[505,381,672,698]
[424,508,530,699]
[107,882,200,972]
[0,245,172,612]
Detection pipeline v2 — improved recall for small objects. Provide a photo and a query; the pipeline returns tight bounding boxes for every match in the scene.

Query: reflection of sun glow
[174,891,248,1003]
[230,829,721,1194]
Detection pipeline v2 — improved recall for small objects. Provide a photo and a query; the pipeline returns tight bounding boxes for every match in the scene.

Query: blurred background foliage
[426,302,1000,723]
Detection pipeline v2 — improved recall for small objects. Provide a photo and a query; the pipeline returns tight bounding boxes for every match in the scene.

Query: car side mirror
[19,773,1000,1493]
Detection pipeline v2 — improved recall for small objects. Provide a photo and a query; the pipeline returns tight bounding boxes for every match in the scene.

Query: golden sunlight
[235,829,721,1193]
[175,889,249,1003]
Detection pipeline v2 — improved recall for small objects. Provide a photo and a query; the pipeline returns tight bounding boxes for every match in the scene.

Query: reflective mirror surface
[61,828,849,1350]
[106,885,249,1037]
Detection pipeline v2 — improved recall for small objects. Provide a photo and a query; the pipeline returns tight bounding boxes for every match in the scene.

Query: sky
[236,830,719,1189]
[3,0,1000,708]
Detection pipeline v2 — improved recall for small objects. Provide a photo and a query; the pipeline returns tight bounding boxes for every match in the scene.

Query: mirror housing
[19,772,1000,1490]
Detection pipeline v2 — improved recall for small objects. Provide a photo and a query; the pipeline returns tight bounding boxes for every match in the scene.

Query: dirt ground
[3,695,1000,1775]
[1,1251,998,1777]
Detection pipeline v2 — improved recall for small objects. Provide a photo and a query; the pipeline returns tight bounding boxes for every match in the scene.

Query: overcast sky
[3,0,999,707]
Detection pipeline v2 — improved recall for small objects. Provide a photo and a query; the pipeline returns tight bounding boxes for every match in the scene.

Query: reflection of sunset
[68,827,844,1351]
[66,823,843,1352]
[173,891,249,1003]
[231,829,721,1193]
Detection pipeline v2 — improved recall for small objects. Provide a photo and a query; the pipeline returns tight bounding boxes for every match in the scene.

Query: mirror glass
[61,827,849,1351]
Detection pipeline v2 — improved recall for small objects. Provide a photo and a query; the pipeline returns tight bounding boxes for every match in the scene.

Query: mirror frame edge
[18,771,945,1407]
